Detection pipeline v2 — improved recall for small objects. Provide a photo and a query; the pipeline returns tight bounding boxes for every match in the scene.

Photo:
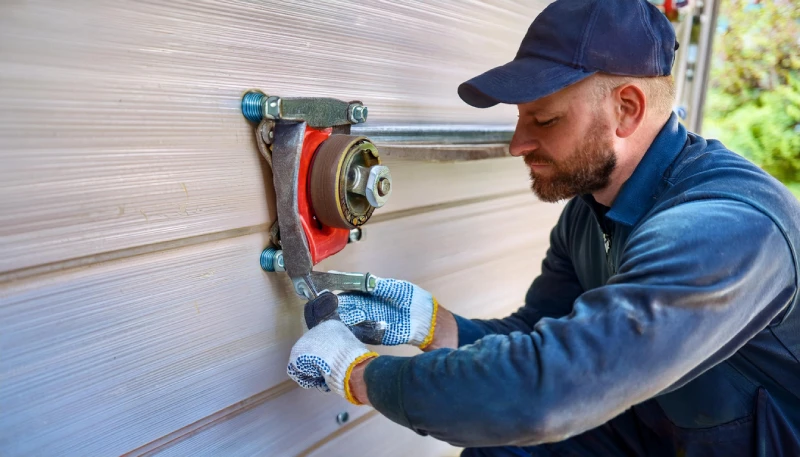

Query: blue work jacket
[364,114,800,456]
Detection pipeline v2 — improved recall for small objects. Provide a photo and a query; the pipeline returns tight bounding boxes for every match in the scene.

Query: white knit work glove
[337,277,439,348]
[287,319,379,404]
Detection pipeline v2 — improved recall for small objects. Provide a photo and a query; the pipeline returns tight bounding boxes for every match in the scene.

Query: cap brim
[458,57,596,108]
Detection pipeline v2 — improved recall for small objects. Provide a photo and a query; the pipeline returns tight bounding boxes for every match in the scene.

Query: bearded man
[286,0,800,455]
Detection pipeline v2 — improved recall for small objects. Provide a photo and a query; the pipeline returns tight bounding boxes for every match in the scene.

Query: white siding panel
[0,194,562,457]
[0,154,530,275]
[1,232,294,457]
[151,386,369,457]
[0,0,545,274]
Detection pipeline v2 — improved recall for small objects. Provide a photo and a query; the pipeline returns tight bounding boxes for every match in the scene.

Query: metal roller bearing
[310,135,391,229]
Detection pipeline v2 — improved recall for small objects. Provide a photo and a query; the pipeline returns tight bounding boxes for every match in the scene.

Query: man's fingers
[350,320,387,345]
[338,308,368,327]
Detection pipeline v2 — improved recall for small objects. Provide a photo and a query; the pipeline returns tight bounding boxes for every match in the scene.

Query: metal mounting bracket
[244,92,380,307]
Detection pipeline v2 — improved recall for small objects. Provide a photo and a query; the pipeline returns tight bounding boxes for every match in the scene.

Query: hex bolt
[336,411,350,425]
[353,106,364,123]
[347,103,368,124]
[260,247,285,272]
[377,177,391,197]
[365,165,392,208]
[242,93,283,122]
[264,96,282,120]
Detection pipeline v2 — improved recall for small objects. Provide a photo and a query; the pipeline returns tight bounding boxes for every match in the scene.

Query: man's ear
[614,84,646,138]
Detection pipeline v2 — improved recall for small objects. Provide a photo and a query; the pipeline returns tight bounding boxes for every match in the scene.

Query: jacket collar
[603,113,687,227]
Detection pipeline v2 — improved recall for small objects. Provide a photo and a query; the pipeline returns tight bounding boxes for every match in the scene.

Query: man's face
[509,81,618,202]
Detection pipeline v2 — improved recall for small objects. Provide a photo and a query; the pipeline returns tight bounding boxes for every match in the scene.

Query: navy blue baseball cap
[458,0,677,108]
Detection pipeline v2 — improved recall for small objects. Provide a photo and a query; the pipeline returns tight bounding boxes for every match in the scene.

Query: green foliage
[787,182,800,199]
[705,73,800,181]
[704,0,800,185]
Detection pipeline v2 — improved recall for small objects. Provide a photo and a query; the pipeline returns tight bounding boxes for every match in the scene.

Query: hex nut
[265,96,282,120]
[347,103,368,124]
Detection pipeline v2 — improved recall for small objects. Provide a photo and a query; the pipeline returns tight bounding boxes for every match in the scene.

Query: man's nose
[509,126,539,157]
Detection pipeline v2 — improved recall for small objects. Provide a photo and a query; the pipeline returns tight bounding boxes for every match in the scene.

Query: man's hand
[347,356,373,406]
[287,319,378,405]
[424,305,458,351]
[337,277,440,348]
[346,307,460,406]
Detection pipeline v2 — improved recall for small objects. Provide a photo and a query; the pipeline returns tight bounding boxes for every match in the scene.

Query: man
[286,0,800,455]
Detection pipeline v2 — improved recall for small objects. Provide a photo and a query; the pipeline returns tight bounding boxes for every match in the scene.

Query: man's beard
[524,116,617,202]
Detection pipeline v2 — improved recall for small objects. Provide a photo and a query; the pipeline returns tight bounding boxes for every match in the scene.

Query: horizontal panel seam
[1,190,538,285]
[0,223,270,285]
[295,410,380,457]
[124,381,298,457]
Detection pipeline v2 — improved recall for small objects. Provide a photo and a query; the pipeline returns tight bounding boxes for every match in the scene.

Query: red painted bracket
[297,127,350,265]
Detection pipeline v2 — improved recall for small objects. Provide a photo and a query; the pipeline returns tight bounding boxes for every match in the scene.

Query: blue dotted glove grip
[337,278,434,346]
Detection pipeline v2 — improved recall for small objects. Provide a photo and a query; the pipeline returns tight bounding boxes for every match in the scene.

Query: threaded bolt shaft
[260,247,284,272]
[242,91,266,123]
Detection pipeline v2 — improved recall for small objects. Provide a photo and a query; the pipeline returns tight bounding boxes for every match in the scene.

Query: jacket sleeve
[364,200,796,447]
[456,201,585,346]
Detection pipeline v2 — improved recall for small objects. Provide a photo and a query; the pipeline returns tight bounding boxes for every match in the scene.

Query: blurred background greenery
[703,0,800,197]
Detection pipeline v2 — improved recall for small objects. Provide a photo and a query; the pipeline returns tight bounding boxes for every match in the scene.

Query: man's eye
[536,117,558,127]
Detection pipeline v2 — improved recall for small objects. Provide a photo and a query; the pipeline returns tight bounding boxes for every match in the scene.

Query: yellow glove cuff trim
[344,351,380,406]
[418,297,440,350]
